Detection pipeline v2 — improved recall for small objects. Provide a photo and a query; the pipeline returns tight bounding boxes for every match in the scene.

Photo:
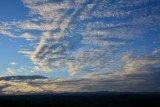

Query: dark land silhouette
[0,92,160,107]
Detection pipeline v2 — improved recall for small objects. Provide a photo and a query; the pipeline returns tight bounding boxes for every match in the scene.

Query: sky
[0,0,160,94]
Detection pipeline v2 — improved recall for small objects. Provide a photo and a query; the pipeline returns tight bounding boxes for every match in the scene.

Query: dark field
[0,92,160,107]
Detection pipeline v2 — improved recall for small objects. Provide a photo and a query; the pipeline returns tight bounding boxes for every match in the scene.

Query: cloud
[22,0,48,5]
[18,49,33,57]
[1,81,43,94]
[120,49,160,76]
[3,66,35,77]
[83,49,160,88]
[10,62,17,65]
[0,73,160,95]
[21,33,36,41]
[0,23,17,38]
[0,75,47,81]
[1,48,160,94]
[19,21,58,31]
[5,68,16,76]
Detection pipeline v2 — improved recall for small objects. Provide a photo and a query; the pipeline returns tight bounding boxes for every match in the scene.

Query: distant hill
[0,75,48,81]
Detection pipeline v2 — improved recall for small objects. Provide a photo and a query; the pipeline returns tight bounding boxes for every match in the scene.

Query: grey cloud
[0,75,48,81]
[0,74,160,95]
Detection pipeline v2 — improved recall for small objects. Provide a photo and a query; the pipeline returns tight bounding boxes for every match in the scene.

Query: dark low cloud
[0,75,48,81]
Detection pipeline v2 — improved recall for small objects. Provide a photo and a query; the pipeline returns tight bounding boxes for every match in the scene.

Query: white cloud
[10,62,17,65]
[82,30,110,36]
[0,26,16,38]
[5,68,16,76]
[19,21,58,31]
[21,33,36,41]
[22,0,48,4]
[18,49,33,57]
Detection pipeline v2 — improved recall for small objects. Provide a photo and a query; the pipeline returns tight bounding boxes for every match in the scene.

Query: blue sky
[0,0,160,94]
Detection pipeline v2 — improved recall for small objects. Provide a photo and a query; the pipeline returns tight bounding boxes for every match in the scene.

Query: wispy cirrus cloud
[21,33,36,41]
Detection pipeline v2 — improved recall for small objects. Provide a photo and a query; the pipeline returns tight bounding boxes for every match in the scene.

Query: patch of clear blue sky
[1,0,29,73]
[0,0,30,72]
[0,0,29,21]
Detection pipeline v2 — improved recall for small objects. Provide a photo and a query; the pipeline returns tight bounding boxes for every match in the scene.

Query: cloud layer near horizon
[0,49,160,94]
